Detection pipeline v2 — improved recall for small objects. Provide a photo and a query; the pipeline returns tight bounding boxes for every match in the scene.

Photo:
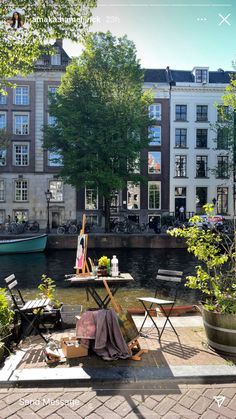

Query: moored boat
[0,235,48,254]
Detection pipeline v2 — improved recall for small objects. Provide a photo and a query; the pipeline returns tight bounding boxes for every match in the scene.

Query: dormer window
[51,53,61,66]
[194,68,208,83]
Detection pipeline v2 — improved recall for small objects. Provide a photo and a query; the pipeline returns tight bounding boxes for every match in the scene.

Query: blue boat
[0,235,48,254]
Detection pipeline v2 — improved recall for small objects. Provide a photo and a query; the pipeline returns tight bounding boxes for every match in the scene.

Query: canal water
[0,248,201,309]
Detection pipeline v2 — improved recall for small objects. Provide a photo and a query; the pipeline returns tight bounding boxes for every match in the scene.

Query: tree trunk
[104,197,111,233]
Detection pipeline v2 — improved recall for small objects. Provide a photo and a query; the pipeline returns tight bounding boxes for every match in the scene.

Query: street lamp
[45,189,52,234]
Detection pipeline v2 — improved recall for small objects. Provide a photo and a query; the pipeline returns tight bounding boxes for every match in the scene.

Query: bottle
[111,255,119,277]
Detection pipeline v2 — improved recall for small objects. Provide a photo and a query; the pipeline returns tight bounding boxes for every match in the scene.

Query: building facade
[168,67,234,219]
[0,40,76,228]
[0,44,234,228]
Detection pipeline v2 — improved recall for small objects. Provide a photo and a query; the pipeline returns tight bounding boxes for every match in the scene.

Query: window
[49,180,63,201]
[217,187,228,214]
[110,190,120,213]
[175,105,187,121]
[86,215,98,225]
[127,182,140,210]
[48,114,57,126]
[0,89,7,105]
[149,104,161,120]
[217,105,230,122]
[14,86,29,105]
[48,151,63,167]
[0,210,5,223]
[148,182,161,209]
[175,187,186,197]
[196,129,207,148]
[196,187,207,214]
[85,183,98,210]
[217,156,229,178]
[175,155,187,177]
[148,151,161,174]
[217,127,230,149]
[13,210,28,221]
[149,126,161,146]
[0,149,6,166]
[175,128,187,148]
[51,54,61,65]
[15,180,28,201]
[196,156,208,177]
[48,86,57,104]
[13,144,29,166]
[196,105,208,122]
[14,114,29,135]
[195,69,208,83]
[0,113,6,130]
[0,180,5,201]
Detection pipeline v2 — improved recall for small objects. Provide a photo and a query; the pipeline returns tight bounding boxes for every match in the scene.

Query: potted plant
[98,256,110,276]
[37,274,63,329]
[0,288,14,362]
[168,203,236,354]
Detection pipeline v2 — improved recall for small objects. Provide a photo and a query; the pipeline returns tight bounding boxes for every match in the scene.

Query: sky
[63,0,236,71]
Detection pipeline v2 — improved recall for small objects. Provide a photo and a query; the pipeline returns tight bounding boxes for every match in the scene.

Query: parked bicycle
[57,220,77,235]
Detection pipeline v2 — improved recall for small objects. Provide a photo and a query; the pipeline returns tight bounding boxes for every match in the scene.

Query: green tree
[43,32,153,231]
[0,0,96,88]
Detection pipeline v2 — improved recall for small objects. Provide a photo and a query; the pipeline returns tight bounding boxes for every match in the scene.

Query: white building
[168,67,234,218]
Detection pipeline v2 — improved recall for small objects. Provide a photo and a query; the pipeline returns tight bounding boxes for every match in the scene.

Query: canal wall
[47,234,186,249]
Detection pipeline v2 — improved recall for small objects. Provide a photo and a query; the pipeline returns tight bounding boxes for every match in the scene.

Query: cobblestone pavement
[0,382,236,418]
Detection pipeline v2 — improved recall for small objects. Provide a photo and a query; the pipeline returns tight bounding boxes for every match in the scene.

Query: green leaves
[43,32,153,230]
[168,206,236,314]
[0,288,14,337]
[0,1,96,87]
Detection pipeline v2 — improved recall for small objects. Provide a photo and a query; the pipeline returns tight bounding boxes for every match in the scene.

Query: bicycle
[57,221,77,235]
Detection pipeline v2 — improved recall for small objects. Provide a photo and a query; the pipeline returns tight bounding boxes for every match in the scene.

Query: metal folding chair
[137,269,183,341]
[4,274,50,343]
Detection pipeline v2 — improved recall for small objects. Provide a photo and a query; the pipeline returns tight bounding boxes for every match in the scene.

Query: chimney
[55,39,63,49]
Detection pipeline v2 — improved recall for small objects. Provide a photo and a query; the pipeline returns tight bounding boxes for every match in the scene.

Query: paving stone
[0,399,7,409]
[191,397,213,414]
[44,415,62,419]
[77,391,97,404]
[56,405,82,418]
[228,394,236,410]
[0,402,23,418]
[172,404,199,418]
[153,397,176,416]
[186,389,204,400]
[96,405,121,419]
[162,412,181,419]
[17,393,47,413]
[7,415,21,419]
[37,401,61,418]
[179,395,195,409]
[133,404,160,418]
[76,398,102,418]
[105,395,124,410]
[115,399,138,417]
[5,392,29,405]
[125,413,143,419]
[204,388,222,400]
[168,393,183,401]
[210,403,236,418]
[200,410,219,419]
[141,396,159,410]
[86,414,103,419]
[18,406,42,418]
[95,395,111,403]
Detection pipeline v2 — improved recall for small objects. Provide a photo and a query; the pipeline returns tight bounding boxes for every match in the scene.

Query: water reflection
[0,248,201,308]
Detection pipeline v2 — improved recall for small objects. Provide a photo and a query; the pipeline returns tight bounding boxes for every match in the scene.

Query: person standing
[179,205,185,221]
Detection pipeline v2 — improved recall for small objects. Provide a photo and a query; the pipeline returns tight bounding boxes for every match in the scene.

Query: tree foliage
[0,0,96,87]
[168,204,236,314]
[43,32,153,230]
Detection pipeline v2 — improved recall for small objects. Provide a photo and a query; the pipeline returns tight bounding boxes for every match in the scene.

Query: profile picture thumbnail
[8,11,24,29]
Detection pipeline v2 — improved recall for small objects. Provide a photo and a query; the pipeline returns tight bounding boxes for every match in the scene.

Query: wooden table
[65,273,134,309]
